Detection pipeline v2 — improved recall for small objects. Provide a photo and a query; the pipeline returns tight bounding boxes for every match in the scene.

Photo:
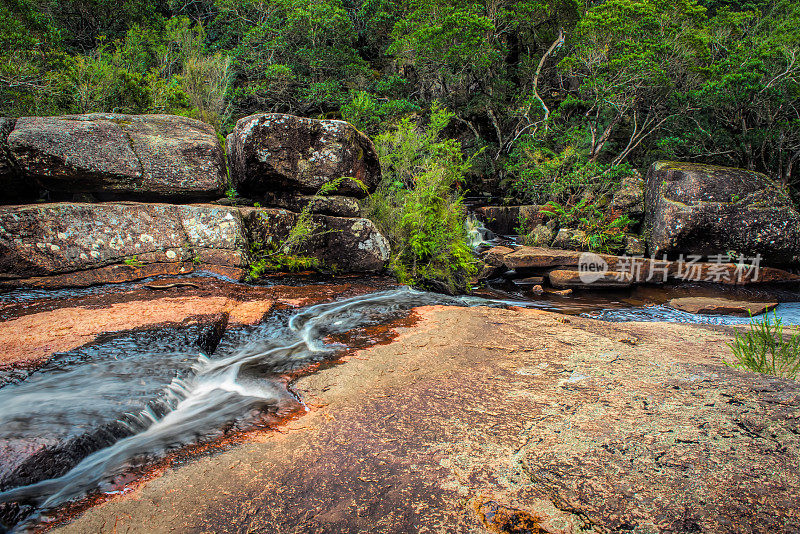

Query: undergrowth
[538,199,633,254]
[363,104,478,293]
[726,312,800,380]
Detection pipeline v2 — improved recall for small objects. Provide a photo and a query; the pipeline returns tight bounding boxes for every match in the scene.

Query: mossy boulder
[644,161,800,266]
[226,114,381,199]
[240,207,389,273]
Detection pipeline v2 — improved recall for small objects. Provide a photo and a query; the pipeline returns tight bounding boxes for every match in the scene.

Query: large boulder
[7,114,227,201]
[227,114,381,199]
[645,161,800,266]
[0,203,247,286]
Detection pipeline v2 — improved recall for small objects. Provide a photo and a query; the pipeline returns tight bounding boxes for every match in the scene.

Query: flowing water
[0,287,471,531]
[1,280,798,531]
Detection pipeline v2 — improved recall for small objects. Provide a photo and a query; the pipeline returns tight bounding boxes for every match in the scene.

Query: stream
[0,279,798,532]
[0,287,470,531]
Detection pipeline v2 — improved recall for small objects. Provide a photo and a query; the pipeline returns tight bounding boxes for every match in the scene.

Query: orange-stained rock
[0,275,394,367]
[548,269,634,288]
[52,305,800,534]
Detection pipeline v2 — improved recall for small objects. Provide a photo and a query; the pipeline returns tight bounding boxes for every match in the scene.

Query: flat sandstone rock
[52,305,800,534]
[667,296,779,317]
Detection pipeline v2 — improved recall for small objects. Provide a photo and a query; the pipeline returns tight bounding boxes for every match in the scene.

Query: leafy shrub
[363,104,478,293]
[507,134,635,205]
[726,312,800,380]
[540,199,633,253]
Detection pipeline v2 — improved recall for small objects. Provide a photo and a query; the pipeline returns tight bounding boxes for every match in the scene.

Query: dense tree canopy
[1,0,798,197]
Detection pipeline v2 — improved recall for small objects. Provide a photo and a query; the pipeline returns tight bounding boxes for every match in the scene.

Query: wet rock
[263,192,361,217]
[610,171,645,216]
[57,306,800,533]
[511,276,545,287]
[227,113,380,198]
[530,284,544,295]
[544,287,572,296]
[667,297,778,317]
[548,269,633,288]
[644,161,800,266]
[474,205,544,235]
[8,114,227,201]
[623,235,646,256]
[482,245,515,267]
[475,261,502,281]
[0,203,247,286]
[194,312,230,355]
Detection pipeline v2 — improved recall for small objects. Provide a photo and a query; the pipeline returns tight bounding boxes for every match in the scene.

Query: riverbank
[47,304,799,533]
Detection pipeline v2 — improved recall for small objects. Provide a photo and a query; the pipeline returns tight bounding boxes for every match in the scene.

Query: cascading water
[464,214,495,249]
[0,287,468,531]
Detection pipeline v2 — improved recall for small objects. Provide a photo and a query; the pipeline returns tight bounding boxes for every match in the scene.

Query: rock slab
[8,114,227,201]
[50,306,800,534]
[0,203,247,285]
[667,297,779,317]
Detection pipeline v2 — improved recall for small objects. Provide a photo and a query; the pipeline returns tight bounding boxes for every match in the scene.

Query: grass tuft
[726,311,800,380]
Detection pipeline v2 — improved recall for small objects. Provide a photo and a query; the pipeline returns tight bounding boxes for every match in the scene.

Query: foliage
[508,132,635,204]
[363,105,478,293]
[540,199,634,253]
[726,312,800,380]
[1,0,798,195]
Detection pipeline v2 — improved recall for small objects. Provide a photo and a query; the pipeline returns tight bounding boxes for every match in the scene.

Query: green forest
[2,0,799,201]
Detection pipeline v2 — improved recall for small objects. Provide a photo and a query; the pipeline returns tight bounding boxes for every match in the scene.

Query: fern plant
[539,199,633,253]
[726,311,800,380]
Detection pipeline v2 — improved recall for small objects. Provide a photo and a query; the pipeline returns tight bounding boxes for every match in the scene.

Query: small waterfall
[0,287,466,527]
[465,214,495,249]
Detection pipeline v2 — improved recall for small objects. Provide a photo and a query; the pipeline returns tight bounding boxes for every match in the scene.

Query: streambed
[0,276,797,532]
